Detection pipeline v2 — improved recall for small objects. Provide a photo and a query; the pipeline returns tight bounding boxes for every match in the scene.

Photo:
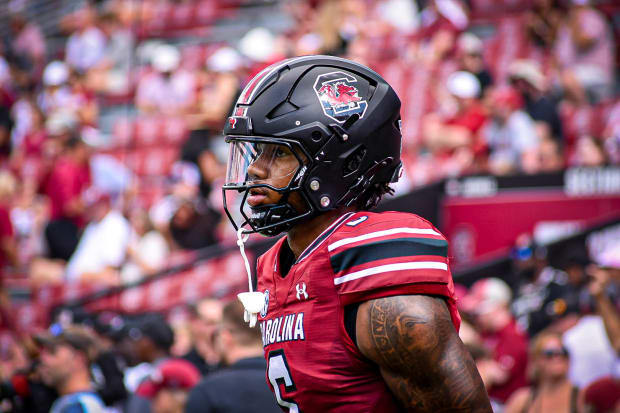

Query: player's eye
[274,146,292,158]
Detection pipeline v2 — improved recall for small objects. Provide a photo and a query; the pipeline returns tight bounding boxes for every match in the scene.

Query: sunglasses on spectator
[540,348,569,359]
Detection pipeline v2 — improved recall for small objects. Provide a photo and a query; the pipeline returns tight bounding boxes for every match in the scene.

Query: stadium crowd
[0,0,618,411]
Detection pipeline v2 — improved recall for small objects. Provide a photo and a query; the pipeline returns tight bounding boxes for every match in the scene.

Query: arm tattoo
[357,295,492,413]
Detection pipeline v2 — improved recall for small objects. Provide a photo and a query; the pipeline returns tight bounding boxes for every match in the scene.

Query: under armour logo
[228,117,237,128]
[296,283,308,300]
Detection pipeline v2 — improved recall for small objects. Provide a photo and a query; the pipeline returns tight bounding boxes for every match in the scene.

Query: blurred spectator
[137,359,199,413]
[120,209,168,285]
[35,325,107,413]
[562,252,620,389]
[89,152,134,197]
[0,171,18,279]
[504,332,578,413]
[65,5,107,74]
[554,0,615,104]
[238,27,283,70]
[169,199,221,251]
[66,70,98,129]
[8,13,46,78]
[185,300,280,413]
[186,47,242,131]
[586,259,620,355]
[572,135,608,167]
[535,136,565,172]
[43,135,92,261]
[511,234,572,336]
[603,102,620,165]
[13,104,47,164]
[563,313,619,389]
[180,132,227,200]
[11,176,48,269]
[136,44,197,115]
[581,376,620,413]
[423,71,487,175]
[85,313,128,410]
[525,0,563,50]
[88,11,134,95]
[170,321,192,358]
[484,87,539,175]
[122,314,174,413]
[149,161,200,235]
[0,105,14,163]
[65,191,130,284]
[121,314,174,388]
[457,33,493,97]
[417,0,468,66]
[38,61,72,117]
[553,245,595,317]
[461,277,529,405]
[182,298,222,376]
[509,59,563,142]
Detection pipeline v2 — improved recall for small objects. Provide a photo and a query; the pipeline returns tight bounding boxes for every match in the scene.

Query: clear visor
[225,139,305,189]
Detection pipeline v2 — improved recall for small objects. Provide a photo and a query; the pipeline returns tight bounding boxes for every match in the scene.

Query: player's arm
[356,294,492,412]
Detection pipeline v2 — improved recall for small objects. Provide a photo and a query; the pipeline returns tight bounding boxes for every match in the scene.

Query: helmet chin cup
[237,291,265,327]
[237,291,265,313]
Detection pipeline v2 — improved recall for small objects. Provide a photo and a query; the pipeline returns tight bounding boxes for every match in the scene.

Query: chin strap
[235,227,265,327]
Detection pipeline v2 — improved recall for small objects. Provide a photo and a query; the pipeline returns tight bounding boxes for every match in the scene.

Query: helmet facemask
[222,136,316,236]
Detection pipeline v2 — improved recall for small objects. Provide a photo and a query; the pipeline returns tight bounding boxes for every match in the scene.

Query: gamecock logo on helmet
[313,71,368,123]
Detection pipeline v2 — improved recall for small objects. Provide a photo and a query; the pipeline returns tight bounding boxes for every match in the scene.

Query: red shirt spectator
[445,101,488,155]
[44,138,91,227]
[0,204,14,274]
[462,277,529,404]
[481,319,529,403]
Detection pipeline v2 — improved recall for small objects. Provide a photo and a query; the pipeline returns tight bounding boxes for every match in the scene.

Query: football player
[222,55,492,412]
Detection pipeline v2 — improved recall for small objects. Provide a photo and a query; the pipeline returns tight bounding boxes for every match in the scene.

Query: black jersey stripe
[329,237,448,274]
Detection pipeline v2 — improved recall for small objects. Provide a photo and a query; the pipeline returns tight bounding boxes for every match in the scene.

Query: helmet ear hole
[311,131,323,142]
[343,146,367,177]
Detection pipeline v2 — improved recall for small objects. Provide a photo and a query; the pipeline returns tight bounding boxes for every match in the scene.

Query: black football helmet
[222,55,402,236]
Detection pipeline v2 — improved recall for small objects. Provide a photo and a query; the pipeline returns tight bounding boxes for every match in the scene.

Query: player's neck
[287,208,356,259]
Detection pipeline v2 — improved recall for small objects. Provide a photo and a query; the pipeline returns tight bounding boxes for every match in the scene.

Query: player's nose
[247,159,268,182]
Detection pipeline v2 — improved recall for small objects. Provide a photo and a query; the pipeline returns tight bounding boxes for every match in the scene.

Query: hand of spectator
[476,358,509,388]
[587,264,610,298]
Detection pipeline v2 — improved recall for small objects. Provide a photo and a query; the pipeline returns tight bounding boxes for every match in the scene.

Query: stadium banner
[441,167,620,269]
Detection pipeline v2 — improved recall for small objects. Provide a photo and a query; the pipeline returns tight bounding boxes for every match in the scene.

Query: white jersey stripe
[328,228,442,252]
[333,261,448,285]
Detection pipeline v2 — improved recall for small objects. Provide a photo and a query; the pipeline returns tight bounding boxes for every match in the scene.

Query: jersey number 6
[268,349,300,412]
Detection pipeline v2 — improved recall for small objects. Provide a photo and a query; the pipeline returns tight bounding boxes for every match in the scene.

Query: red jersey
[256,211,460,412]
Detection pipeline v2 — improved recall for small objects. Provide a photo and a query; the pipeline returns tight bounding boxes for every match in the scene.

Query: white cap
[206,47,242,73]
[509,59,546,91]
[152,44,181,73]
[43,61,69,86]
[446,71,480,99]
[458,32,483,55]
[239,27,276,63]
[460,277,512,314]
